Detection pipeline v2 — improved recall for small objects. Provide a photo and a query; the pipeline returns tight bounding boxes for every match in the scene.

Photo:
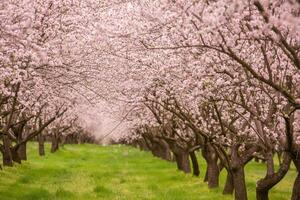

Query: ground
[0,143,296,200]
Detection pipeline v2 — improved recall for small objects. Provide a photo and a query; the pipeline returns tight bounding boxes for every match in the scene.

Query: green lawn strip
[0,143,295,200]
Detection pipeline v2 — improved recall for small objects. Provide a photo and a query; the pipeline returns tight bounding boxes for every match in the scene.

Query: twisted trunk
[256,152,291,200]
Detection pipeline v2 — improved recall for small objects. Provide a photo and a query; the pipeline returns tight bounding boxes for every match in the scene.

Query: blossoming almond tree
[1,0,299,200]
[96,1,299,200]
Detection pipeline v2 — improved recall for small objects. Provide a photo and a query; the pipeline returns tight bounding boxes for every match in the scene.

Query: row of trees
[0,0,102,168]
[1,1,299,200]
[105,1,300,200]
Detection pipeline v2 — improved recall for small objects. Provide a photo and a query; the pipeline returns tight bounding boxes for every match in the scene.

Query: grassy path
[0,143,296,200]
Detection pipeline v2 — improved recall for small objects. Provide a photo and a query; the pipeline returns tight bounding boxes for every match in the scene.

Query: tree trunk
[38,134,45,156]
[189,151,200,176]
[152,140,172,161]
[202,146,208,182]
[292,173,300,200]
[232,166,247,200]
[11,147,21,164]
[256,152,291,200]
[202,144,219,188]
[229,144,249,200]
[2,134,13,167]
[151,143,163,158]
[175,150,191,173]
[51,134,59,153]
[292,158,300,200]
[223,170,234,194]
[207,157,219,188]
[159,140,172,161]
[138,139,149,151]
[265,152,275,177]
[18,142,27,161]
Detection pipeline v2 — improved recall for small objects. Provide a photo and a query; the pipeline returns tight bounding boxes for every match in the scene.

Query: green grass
[0,143,296,200]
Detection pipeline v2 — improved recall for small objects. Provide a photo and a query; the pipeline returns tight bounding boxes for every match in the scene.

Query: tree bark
[51,134,59,153]
[202,144,219,188]
[38,134,45,156]
[265,152,275,177]
[175,150,191,173]
[189,151,200,176]
[207,157,219,188]
[231,145,248,200]
[256,152,291,200]
[11,147,21,164]
[151,143,163,158]
[160,140,172,161]
[149,138,172,161]
[2,134,13,167]
[18,142,27,161]
[223,170,234,194]
[232,166,247,200]
[292,158,300,200]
